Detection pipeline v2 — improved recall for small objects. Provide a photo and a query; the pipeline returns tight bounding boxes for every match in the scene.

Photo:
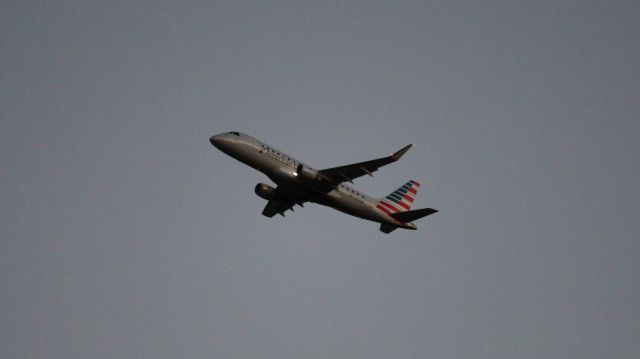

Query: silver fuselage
[210,132,415,229]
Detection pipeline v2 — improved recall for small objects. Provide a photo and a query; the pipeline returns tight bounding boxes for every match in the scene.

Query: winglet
[391,144,413,161]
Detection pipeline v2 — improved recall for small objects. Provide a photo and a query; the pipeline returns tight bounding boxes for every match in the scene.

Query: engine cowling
[254,183,276,200]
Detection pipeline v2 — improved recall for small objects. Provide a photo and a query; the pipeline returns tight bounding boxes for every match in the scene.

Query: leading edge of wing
[319,144,413,184]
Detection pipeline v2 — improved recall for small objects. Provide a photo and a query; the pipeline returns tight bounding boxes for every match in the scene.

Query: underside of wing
[261,199,294,217]
[319,144,412,184]
[260,185,309,218]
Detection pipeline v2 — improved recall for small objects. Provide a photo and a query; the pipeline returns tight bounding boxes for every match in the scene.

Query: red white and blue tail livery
[374,180,437,233]
[377,180,420,214]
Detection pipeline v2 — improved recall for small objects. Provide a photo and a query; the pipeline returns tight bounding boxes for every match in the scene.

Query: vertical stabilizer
[375,180,420,215]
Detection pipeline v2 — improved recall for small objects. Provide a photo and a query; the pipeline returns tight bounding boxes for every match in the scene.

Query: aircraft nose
[210,134,223,148]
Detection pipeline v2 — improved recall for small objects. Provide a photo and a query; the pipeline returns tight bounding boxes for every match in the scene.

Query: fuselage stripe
[380,201,401,212]
[376,204,394,217]
[397,201,411,210]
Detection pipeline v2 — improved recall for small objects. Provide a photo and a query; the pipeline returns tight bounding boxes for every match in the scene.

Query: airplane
[209,131,438,233]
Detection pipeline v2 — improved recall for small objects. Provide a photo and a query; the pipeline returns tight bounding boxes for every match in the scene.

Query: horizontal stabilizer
[380,223,399,234]
[390,208,438,223]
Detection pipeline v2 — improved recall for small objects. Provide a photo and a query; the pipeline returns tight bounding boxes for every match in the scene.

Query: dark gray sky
[2,1,639,358]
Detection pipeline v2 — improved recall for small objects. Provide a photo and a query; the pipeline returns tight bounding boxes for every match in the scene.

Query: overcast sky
[2,1,639,358]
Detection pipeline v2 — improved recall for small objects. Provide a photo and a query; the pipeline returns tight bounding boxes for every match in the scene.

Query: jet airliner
[210,131,437,233]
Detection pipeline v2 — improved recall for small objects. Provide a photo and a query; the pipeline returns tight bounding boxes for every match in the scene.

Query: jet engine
[254,183,276,200]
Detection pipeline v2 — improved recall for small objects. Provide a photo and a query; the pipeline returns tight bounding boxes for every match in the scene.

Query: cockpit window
[229,131,240,136]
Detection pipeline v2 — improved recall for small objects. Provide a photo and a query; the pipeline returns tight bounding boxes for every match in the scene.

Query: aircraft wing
[261,199,294,217]
[319,144,413,184]
[261,186,307,217]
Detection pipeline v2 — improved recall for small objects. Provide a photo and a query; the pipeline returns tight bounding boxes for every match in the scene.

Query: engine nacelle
[254,183,276,201]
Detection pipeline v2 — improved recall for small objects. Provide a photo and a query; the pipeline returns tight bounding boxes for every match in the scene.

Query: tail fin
[376,180,420,214]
